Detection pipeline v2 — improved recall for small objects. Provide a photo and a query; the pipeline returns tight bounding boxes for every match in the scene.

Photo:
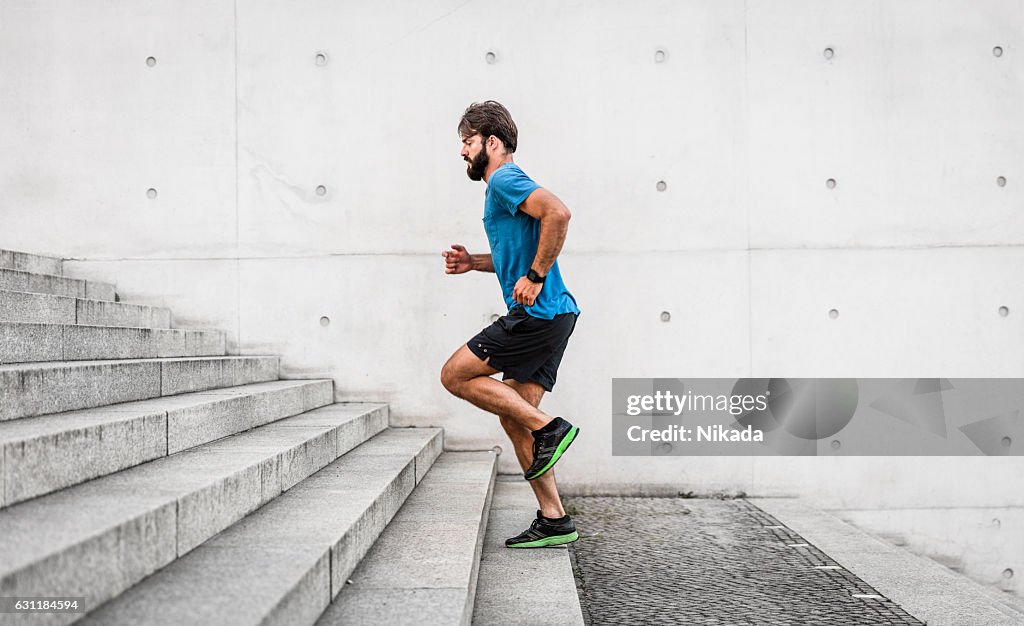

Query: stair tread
[0,267,88,282]
[0,268,116,299]
[0,287,162,308]
[471,479,586,626]
[78,427,443,626]
[0,355,277,372]
[319,451,497,625]
[0,403,388,574]
[0,249,64,276]
[0,321,220,333]
[0,379,335,443]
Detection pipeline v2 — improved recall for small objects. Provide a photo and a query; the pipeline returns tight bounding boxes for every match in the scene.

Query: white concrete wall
[2,0,1023,591]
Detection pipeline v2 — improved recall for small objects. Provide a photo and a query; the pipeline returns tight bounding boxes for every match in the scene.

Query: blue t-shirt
[483,162,580,320]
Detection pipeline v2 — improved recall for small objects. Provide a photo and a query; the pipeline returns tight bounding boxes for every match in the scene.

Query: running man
[440,101,582,548]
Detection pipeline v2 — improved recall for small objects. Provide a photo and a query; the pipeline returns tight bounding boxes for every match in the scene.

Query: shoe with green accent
[524,417,578,481]
[505,510,579,549]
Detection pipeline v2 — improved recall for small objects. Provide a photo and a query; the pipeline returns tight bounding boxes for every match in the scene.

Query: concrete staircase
[0,248,525,625]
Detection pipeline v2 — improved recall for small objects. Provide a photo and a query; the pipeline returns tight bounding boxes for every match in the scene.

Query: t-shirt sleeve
[490,167,540,216]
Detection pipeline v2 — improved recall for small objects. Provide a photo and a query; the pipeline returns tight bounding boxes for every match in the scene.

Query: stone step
[78,427,443,626]
[0,289,171,329]
[472,478,586,626]
[0,322,225,364]
[0,267,115,301]
[0,355,280,422]
[0,249,63,276]
[0,379,335,509]
[0,402,390,626]
[319,451,497,626]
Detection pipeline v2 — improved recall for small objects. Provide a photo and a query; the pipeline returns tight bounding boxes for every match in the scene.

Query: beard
[465,148,489,181]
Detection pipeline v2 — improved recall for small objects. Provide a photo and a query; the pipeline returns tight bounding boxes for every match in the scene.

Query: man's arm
[471,254,494,273]
[517,188,571,276]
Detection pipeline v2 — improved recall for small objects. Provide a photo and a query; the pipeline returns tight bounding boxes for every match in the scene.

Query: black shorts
[467,306,579,392]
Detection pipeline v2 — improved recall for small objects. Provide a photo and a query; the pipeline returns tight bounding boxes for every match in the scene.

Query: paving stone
[565,497,924,625]
[751,497,1024,626]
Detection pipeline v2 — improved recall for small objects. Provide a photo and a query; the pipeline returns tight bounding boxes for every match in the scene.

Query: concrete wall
[2,0,1022,590]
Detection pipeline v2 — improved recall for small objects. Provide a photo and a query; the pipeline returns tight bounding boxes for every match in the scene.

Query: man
[440,101,581,548]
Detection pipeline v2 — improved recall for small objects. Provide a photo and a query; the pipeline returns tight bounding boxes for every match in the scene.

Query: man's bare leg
[498,379,566,519]
[440,344,553,432]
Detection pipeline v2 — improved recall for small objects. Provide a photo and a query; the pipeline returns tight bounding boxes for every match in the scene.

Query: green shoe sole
[506,530,579,549]
[525,426,579,481]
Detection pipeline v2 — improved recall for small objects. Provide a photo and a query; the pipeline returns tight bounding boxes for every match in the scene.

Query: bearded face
[466,143,489,181]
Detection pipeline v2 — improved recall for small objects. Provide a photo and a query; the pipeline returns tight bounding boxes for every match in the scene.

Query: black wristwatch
[527,268,546,284]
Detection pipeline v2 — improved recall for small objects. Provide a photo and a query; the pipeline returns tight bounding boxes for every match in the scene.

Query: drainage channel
[565,497,923,625]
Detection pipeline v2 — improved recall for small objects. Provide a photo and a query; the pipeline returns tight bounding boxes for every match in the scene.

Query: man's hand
[443,244,473,274]
[513,276,543,306]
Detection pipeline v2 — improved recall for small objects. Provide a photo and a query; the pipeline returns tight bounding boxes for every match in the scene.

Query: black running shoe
[524,416,579,481]
[505,510,579,548]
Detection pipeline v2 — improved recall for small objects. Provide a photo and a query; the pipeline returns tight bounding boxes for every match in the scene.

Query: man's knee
[440,359,463,396]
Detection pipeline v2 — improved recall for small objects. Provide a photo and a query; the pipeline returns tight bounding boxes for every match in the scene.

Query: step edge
[0,354,280,371]
[319,450,497,625]
[0,405,392,588]
[0,287,170,313]
[77,426,439,626]
[0,380,338,507]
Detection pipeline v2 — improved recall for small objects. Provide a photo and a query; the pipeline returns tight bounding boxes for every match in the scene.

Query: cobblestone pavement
[565,497,924,626]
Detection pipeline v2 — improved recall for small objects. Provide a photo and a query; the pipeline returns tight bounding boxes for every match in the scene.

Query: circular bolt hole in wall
[826,178,837,189]
[997,176,1007,187]
[315,53,327,66]
[1003,568,1014,579]
[999,306,1009,317]
[316,185,327,196]
[823,47,834,59]
[828,309,839,319]
[654,48,667,63]
[993,46,1004,57]
[146,56,157,67]
[656,180,667,192]
[660,311,671,322]
[830,439,841,449]
[485,51,497,64]
[490,314,500,323]
[1002,436,1012,447]
[319,316,330,327]
[146,188,158,199]
[993,518,1001,528]
[491,445,503,455]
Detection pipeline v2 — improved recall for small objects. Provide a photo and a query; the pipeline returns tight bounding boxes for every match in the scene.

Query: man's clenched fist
[443,244,473,274]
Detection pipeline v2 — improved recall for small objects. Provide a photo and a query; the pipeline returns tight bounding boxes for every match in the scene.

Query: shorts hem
[500,372,555,392]
[467,341,506,371]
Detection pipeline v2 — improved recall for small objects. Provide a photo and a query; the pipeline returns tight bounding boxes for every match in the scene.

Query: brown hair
[458,101,518,153]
